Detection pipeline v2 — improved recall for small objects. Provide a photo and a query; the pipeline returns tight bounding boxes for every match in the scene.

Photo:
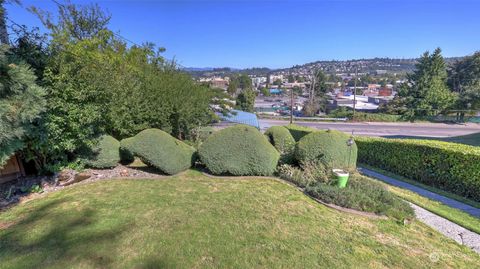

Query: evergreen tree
[235,89,256,112]
[398,48,456,119]
[449,51,480,120]
[0,46,46,166]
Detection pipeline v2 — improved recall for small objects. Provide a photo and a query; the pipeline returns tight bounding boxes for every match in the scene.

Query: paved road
[259,119,480,138]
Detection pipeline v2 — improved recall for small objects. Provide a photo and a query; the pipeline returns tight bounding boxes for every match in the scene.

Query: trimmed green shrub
[264,126,295,164]
[86,135,120,168]
[128,129,195,175]
[119,137,135,164]
[284,124,317,141]
[199,125,280,176]
[305,174,414,220]
[295,130,357,169]
[356,136,480,202]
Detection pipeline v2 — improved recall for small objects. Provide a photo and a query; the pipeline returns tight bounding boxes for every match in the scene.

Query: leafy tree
[287,74,295,83]
[273,78,282,86]
[227,75,239,96]
[22,2,220,171]
[304,70,328,116]
[398,48,456,119]
[260,86,270,96]
[449,51,480,120]
[292,85,302,96]
[238,74,252,90]
[0,46,46,166]
[236,89,256,112]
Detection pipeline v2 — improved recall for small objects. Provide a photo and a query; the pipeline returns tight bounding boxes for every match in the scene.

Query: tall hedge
[128,129,195,175]
[86,135,120,168]
[284,124,317,141]
[356,137,480,202]
[295,130,357,169]
[264,126,295,164]
[199,125,280,176]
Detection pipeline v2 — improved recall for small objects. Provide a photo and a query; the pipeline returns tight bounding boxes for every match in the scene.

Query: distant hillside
[184,57,464,77]
[276,57,464,76]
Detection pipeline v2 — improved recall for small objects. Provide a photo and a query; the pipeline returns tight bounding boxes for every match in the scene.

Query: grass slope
[443,132,480,147]
[1,170,479,268]
[383,132,480,147]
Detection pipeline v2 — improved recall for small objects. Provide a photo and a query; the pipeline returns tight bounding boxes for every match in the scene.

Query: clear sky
[5,0,480,69]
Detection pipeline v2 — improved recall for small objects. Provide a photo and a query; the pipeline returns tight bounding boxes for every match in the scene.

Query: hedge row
[356,136,480,202]
[284,124,317,141]
[199,125,280,176]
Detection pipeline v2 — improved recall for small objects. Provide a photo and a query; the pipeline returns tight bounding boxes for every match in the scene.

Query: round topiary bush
[295,130,357,169]
[264,126,295,164]
[199,125,280,176]
[86,135,120,168]
[119,137,135,164]
[128,129,195,175]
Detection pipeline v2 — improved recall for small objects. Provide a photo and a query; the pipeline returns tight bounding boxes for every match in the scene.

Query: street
[259,119,480,138]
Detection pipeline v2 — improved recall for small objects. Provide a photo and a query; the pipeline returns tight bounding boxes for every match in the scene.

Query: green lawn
[1,170,479,268]
[383,132,480,147]
[443,132,480,146]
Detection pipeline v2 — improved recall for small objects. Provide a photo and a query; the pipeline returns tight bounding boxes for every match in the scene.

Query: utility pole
[353,66,357,118]
[290,88,294,124]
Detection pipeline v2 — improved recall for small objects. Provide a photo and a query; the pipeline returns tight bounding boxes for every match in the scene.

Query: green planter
[333,169,349,188]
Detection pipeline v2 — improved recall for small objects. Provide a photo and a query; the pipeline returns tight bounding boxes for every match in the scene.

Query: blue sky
[5,0,480,69]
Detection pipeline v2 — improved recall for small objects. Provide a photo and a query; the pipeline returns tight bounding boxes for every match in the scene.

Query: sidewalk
[358,167,480,218]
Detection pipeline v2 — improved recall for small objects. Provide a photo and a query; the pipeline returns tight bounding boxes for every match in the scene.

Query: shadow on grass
[0,197,130,268]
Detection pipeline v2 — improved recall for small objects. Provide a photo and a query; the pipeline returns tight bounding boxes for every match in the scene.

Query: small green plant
[277,161,332,188]
[20,184,43,194]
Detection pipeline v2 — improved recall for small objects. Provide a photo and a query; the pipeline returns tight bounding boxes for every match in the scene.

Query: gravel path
[410,203,480,254]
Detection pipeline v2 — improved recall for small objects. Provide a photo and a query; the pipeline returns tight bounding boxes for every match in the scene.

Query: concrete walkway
[358,167,480,218]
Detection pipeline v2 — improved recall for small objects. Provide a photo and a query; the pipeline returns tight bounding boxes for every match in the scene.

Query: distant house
[378,87,393,96]
[367,84,381,91]
[0,154,25,184]
[210,78,228,90]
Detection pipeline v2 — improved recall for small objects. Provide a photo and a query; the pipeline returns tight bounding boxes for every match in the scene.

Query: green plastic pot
[333,169,349,188]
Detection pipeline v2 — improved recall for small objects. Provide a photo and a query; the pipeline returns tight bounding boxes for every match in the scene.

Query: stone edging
[201,172,388,220]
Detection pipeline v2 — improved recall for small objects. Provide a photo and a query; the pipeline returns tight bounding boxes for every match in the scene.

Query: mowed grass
[443,132,480,147]
[1,170,479,268]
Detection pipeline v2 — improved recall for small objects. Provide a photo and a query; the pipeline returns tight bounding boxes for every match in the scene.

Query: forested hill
[184,57,464,77]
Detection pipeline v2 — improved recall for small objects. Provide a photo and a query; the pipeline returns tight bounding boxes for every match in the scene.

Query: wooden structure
[0,154,25,184]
